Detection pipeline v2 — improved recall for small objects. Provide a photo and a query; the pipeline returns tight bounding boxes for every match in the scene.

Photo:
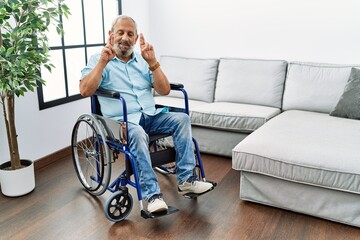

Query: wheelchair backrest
[91,95,103,116]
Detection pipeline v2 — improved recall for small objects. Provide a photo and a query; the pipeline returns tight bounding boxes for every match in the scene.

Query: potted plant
[0,0,70,196]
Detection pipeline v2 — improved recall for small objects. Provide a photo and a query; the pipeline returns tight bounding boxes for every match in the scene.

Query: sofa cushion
[154,96,207,110]
[232,110,360,194]
[159,55,219,102]
[330,67,360,119]
[282,62,359,113]
[214,58,287,108]
[190,102,281,133]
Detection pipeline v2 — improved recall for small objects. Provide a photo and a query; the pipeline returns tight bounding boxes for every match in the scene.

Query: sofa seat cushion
[190,102,281,133]
[154,96,208,110]
[232,110,360,194]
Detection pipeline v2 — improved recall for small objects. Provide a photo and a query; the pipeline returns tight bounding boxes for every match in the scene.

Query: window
[37,0,121,110]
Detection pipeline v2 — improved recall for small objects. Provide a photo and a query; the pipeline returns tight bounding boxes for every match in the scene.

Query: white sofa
[156,55,287,157]
[155,55,360,227]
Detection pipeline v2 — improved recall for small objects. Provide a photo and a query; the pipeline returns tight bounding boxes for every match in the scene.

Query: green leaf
[4,5,12,13]
[0,0,71,96]
[6,47,14,55]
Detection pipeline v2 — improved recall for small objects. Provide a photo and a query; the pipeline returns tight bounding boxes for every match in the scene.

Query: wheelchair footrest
[181,181,217,199]
[141,206,179,219]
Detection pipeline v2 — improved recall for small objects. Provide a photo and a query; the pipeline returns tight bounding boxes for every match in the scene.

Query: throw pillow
[330,67,360,119]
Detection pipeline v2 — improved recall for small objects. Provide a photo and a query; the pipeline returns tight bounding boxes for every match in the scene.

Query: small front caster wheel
[104,190,133,222]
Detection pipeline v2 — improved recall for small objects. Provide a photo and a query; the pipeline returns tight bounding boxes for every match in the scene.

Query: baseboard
[34,146,72,171]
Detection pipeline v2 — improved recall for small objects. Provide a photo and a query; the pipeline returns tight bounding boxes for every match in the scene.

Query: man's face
[111,18,138,59]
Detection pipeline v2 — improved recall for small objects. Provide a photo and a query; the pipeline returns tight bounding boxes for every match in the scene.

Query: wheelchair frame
[71,83,215,222]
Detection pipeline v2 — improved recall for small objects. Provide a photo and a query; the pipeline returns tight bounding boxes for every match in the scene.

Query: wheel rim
[72,114,111,196]
[105,190,133,222]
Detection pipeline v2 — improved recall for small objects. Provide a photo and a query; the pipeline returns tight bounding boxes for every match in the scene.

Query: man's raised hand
[101,34,116,62]
[139,33,156,65]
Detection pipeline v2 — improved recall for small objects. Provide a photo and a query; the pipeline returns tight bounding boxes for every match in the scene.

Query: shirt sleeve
[80,53,105,86]
[149,69,154,84]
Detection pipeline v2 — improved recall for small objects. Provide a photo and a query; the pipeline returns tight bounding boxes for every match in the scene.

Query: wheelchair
[71,83,216,222]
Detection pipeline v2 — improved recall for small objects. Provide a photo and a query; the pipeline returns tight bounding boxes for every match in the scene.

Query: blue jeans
[127,112,196,201]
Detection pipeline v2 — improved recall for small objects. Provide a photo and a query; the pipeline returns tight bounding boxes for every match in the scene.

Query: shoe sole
[177,185,213,196]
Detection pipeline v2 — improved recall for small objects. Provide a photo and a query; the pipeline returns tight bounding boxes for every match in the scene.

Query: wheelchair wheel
[72,114,111,196]
[104,190,133,222]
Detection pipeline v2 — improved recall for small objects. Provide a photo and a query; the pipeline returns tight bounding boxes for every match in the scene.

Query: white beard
[114,43,134,58]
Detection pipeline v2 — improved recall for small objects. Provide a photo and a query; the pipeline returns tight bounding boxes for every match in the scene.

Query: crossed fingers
[139,33,155,62]
[140,33,153,51]
[101,34,115,61]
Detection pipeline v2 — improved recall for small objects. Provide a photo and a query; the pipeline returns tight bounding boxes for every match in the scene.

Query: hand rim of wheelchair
[72,114,112,196]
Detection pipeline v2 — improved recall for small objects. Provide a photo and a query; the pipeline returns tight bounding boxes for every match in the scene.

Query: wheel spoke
[72,114,111,196]
[105,190,133,222]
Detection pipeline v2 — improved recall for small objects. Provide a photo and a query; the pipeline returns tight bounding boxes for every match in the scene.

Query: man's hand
[101,34,116,62]
[79,34,115,97]
[139,33,157,66]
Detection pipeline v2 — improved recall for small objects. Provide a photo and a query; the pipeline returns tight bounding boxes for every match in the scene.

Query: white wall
[148,0,360,64]
[2,0,359,164]
[0,92,90,164]
[122,0,150,51]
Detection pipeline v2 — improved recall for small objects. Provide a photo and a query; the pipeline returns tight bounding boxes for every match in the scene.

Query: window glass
[38,0,120,110]
[84,0,104,44]
[66,48,86,96]
[103,0,120,32]
[87,46,103,61]
[46,23,62,47]
[41,50,66,102]
[62,1,84,46]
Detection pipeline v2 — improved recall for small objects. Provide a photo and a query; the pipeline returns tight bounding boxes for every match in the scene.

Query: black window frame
[37,0,122,110]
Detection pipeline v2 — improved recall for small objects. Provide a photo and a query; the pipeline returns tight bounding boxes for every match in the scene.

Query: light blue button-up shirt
[81,51,167,124]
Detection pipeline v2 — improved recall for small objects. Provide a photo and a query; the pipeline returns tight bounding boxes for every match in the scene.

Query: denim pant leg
[146,112,196,184]
[127,122,160,201]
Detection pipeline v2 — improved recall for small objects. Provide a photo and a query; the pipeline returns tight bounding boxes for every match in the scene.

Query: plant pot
[0,159,35,197]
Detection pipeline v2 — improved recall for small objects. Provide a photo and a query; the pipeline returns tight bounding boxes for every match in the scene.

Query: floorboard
[1,153,359,240]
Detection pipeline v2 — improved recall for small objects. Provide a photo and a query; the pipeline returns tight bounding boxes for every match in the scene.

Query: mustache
[118,40,130,47]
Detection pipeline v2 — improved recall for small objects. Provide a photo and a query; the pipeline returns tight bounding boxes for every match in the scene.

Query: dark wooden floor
[1,153,360,240]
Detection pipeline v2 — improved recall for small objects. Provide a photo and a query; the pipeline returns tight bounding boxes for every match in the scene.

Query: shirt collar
[112,52,139,63]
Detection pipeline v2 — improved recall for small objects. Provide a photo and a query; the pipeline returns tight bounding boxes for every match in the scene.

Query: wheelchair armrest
[170,83,184,90]
[152,83,184,90]
[95,88,120,98]
[156,82,189,115]
[96,83,183,98]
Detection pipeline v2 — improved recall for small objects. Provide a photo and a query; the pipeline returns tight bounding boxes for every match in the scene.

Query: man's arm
[139,33,170,95]
[80,35,116,97]
[151,63,171,95]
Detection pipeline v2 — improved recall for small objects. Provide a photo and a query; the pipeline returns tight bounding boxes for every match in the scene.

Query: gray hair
[110,15,137,34]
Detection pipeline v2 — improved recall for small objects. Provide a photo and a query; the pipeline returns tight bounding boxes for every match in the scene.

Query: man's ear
[135,34,139,44]
[108,31,114,45]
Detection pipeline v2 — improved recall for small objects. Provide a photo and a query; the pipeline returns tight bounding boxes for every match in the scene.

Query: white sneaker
[178,178,213,195]
[147,194,168,213]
